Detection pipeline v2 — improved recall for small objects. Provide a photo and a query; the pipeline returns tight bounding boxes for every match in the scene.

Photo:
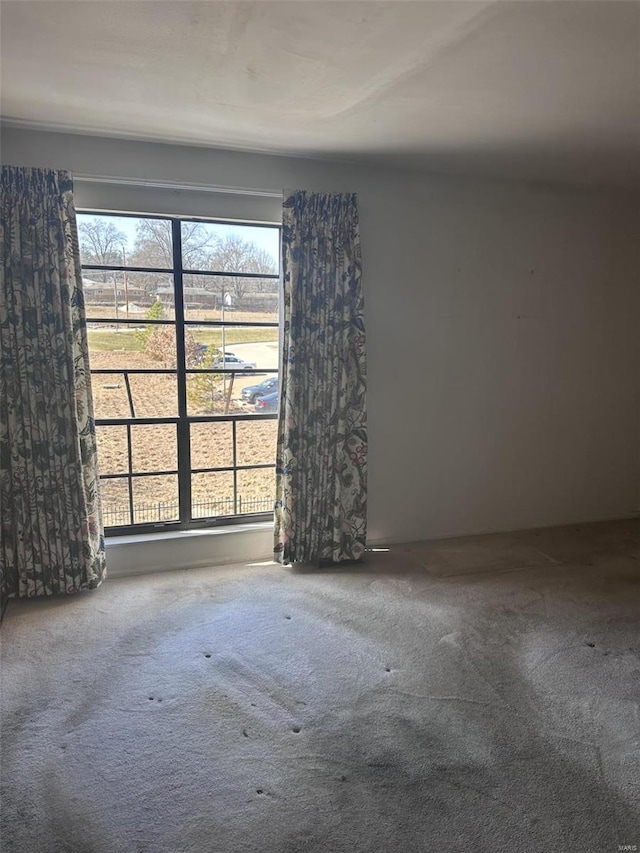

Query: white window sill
[105,521,275,578]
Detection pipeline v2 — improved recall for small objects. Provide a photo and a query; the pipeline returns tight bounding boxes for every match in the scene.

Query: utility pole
[122,245,130,320]
[113,272,119,329]
[221,281,226,399]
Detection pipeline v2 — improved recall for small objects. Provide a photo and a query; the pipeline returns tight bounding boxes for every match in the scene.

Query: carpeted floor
[1,518,639,853]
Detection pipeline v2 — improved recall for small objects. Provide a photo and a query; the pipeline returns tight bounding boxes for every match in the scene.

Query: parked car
[196,342,236,356]
[212,354,256,370]
[254,390,279,412]
[241,376,279,404]
[194,345,237,364]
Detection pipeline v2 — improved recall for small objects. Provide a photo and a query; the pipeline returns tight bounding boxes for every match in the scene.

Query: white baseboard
[366,511,639,547]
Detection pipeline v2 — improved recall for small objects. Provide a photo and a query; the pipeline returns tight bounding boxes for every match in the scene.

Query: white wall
[2,127,639,550]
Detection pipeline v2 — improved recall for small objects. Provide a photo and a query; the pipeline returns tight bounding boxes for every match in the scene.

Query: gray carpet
[1,518,639,853]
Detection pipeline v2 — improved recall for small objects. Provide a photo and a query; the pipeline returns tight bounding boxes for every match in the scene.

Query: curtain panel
[274,190,367,565]
[0,166,106,602]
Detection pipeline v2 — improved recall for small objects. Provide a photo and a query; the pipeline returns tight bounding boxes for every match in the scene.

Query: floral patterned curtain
[274,191,367,564]
[1,166,106,603]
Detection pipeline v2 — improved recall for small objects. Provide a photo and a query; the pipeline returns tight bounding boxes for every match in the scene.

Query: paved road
[228,340,279,370]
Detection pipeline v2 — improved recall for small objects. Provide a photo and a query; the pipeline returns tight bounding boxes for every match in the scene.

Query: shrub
[136,299,166,348]
[144,324,202,369]
[186,345,224,413]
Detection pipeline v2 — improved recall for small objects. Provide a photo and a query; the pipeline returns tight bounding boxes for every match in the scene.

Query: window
[78,211,280,534]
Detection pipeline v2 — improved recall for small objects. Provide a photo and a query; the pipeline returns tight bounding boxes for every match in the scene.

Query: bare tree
[247,245,278,276]
[208,235,278,303]
[248,246,279,293]
[181,222,217,270]
[132,220,213,270]
[78,218,127,283]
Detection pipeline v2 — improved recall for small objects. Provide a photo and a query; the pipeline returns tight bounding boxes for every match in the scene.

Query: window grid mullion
[232,420,238,515]
[99,463,274,479]
[126,424,134,526]
[88,317,175,326]
[183,268,279,280]
[95,413,277,426]
[172,220,191,530]
[83,264,278,280]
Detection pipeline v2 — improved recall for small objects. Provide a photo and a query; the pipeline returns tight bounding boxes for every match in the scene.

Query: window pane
[99,477,131,527]
[181,275,221,320]
[83,272,175,319]
[78,214,173,270]
[132,475,179,523]
[91,372,177,419]
[88,322,178,371]
[181,222,279,275]
[96,425,128,475]
[128,374,178,418]
[186,325,278,371]
[190,422,233,469]
[91,373,131,419]
[183,275,278,324]
[236,420,278,466]
[191,471,234,519]
[186,373,248,416]
[131,424,177,473]
[236,468,275,515]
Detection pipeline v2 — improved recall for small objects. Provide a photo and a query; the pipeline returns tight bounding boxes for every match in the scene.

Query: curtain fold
[1,166,106,602]
[274,190,367,565]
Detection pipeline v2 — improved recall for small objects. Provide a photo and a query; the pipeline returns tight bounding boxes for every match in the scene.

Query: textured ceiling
[1,1,639,187]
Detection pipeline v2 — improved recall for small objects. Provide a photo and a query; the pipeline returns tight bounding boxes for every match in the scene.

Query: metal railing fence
[102,494,274,526]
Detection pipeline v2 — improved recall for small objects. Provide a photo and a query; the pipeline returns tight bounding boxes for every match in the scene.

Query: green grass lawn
[88,330,143,352]
[88,327,277,352]
[195,328,277,347]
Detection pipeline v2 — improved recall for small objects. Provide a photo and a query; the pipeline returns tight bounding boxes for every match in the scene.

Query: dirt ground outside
[91,345,278,527]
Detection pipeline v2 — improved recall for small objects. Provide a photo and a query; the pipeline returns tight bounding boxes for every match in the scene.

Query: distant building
[83,277,146,303]
[156,286,222,308]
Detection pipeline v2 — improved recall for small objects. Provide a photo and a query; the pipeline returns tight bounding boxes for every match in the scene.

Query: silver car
[212,354,257,370]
